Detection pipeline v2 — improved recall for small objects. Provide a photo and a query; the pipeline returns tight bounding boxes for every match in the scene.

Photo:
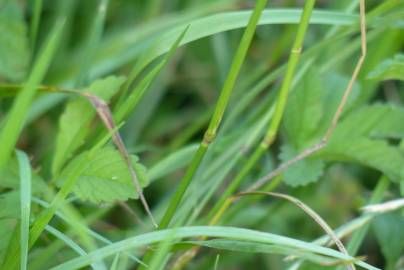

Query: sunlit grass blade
[157,0,269,231]
[0,19,65,170]
[92,9,358,78]
[50,226,379,270]
[16,150,32,270]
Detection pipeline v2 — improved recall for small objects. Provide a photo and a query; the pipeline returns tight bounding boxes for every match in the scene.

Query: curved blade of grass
[16,150,32,270]
[44,225,103,270]
[91,9,357,78]
[45,225,97,269]
[44,225,87,256]
[183,239,345,266]
[114,26,189,123]
[0,18,65,170]
[26,5,397,125]
[49,226,379,270]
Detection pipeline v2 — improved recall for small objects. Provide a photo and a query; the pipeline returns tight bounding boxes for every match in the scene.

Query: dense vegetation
[0,0,403,269]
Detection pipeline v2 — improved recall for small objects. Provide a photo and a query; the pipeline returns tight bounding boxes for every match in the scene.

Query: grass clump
[0,1,403,270]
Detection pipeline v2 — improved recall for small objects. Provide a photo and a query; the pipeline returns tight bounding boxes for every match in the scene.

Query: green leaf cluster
[281,67,404,186]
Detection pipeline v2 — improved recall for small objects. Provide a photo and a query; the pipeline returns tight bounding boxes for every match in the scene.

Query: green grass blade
[91,9,357,78]
[148,144,199,182]
[0,19,65,170]
[114,26,189,123]
[44,225,87,256]
[50,226,379,270]
[29,0,43,51]
[31,197,145,266]
[157,0,269,231]
[110,254,120,270]
[75,0,109,86]
[44,225,106,270]
[206,0,315,222]
[16,150,32,270]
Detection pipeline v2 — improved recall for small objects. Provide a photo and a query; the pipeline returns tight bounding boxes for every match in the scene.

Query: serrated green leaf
[57,147,149,203]
[372,212,404,268]
[0,1,29,81]
[280,144,324,187]
[283,67,324,148]
[368,54,404,81]
[322,138,404,182]
[282,103,404,186]
[283,70,360,148]
[318,72,360,130]
[52,76,126,175]
[332,104,404,140]
[317,104,404,183]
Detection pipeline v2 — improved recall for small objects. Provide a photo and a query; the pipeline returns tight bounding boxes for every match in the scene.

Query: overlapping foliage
[0,0,403,270]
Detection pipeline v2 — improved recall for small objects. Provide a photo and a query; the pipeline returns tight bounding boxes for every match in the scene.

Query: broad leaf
[318,72,360,132]
[281,70,361,187]
[368,54,404,81]
[0,1,29,81]
[57,147,149,203]
[322,138,404,182]
[281,104,404,186]
[331,104,404,140]
[52,76,125,175]
[283,67,324,148]
[279,144,324,187]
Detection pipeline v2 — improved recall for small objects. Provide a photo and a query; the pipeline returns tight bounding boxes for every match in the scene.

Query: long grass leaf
[49,226,379,270]
[29,0,43,51]
[75,0,109,86]
[91,9,357,77]
[0,19,65,170]
[16,150,32,270]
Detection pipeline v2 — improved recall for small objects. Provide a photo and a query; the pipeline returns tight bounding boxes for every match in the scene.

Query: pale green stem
[207,0,316,220]
[139,0,269,268]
